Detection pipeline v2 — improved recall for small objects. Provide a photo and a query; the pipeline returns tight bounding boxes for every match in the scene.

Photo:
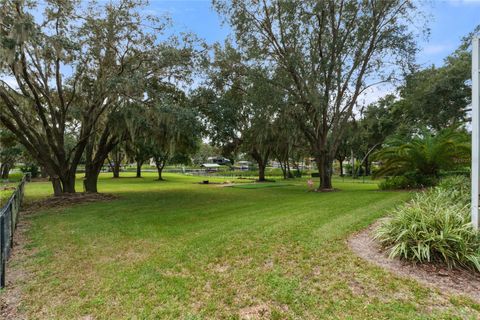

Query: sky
[18,0,480,105]
[146,0,480,67]
[142,0,479,105]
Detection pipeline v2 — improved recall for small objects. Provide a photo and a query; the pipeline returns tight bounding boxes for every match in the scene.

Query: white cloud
[422,43,455,55]
[357,84,396,107]
[446,0,480,7]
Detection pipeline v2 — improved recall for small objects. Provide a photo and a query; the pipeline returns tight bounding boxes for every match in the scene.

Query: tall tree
[0,0,197,195]
[354,94,400,176]
[83,107,127,192]
[214,0,420,190]
[393,26,479,131]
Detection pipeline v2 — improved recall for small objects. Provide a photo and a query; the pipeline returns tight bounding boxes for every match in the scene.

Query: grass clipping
[375,176,480,272]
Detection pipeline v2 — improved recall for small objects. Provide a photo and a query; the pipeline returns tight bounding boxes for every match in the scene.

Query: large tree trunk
[277,158,287,179]
[286,160,293,178]
[136,160,143,178]
[61,171,77,193]
[365,156,370,176]
[108,147,124,178]
[84,167,100,193]
[251,148,269,182]
[156,165,164,181]
[258,161,266,182]
[84,125,119,193]
[154,156,167,181]
[113,161,121,178]
[84,151,103,193]
[51,176,63,196]
[292,161,301,177]
[316,154,333,190]
[1,163,10,179]
[108,157,121,178]
[337,157,344,177]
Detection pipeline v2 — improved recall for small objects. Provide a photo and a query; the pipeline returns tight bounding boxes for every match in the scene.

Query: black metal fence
[0,174,29,288]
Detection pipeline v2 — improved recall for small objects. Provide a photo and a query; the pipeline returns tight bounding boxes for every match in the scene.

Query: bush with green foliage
[374,128,470,189]
[375,176,480,271]
[379,172,438,190]
[436,175,471,205]
[20,163,39,178]
[379,176,412,190]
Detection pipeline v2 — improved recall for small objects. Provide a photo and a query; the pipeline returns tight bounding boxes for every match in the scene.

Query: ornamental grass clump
[375,177,480,272]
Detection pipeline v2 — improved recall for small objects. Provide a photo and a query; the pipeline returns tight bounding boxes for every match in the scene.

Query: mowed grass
[7,173,480,319]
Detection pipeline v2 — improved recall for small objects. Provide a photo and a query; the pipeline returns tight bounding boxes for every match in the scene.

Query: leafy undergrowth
[5,173,480,319]
[376,176,480,272]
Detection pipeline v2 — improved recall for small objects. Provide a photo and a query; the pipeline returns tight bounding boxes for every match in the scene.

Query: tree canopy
[0,0,200,194]
[213,0,421,189]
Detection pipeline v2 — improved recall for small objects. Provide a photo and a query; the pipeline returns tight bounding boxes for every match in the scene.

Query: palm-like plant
[374,128,470,179]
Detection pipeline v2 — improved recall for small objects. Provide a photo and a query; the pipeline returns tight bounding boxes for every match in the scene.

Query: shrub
[374,128,470,189]
[20,163,39,178]
[375,182,480,272]
[378,173,437,190]
[436,175,470,205]
[379,176,411,190]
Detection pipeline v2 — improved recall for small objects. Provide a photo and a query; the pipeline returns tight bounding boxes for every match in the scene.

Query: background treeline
[0,0,478,195]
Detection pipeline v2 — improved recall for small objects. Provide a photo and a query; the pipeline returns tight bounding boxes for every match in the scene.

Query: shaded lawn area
[7,173,480,319]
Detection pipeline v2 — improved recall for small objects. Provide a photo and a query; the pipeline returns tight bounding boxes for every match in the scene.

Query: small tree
[374,128,470,184]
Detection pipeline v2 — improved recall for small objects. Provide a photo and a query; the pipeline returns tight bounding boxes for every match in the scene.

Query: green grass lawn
[6,173,480,319]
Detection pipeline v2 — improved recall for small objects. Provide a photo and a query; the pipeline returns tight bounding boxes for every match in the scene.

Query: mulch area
[22,192,118,214]
[348,221,480,302]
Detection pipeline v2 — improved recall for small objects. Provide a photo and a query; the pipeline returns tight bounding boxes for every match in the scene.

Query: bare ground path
[348,221,480,303]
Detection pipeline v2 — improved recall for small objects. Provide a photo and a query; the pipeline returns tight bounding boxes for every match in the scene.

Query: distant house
[207,156,231,165]
[235,160,251,171]
[200,163,221,172]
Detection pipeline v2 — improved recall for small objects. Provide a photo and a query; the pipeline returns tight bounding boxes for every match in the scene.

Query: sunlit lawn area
[7,173,480,319]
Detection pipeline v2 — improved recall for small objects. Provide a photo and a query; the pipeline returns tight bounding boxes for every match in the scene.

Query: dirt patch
[218,183,236,187]
[239,303,271,319]
[0,218,32,320]
[309,188,340,193]
[23,192,118,213]
[196,181,223,185]
[348,222,480,302]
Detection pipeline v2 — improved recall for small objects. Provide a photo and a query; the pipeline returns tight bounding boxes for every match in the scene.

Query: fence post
[10,196,15,251]
[0,215,5,288]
